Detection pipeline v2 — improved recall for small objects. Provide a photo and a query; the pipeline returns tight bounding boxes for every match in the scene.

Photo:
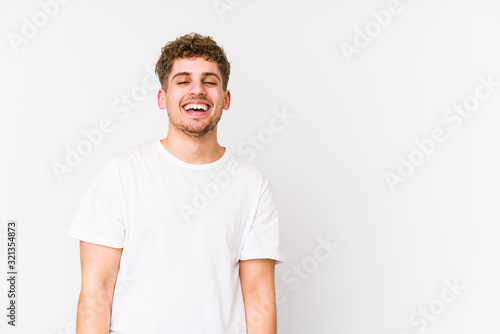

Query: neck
[160,124,225,164]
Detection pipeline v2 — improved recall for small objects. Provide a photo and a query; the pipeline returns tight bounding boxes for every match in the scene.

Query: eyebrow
[171,72,221,82]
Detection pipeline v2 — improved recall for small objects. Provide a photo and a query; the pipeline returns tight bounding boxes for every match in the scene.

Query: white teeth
[185,103,208,111]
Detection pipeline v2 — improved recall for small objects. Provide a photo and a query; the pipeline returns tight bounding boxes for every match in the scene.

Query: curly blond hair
[155,32,231,91]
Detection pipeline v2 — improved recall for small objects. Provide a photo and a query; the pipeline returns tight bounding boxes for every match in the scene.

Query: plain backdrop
[1,0,500,333]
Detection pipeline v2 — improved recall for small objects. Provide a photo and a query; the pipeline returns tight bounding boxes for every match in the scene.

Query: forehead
[169,57,220,77]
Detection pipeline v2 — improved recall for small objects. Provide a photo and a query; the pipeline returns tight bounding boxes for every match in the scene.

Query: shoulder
[225,149,272,188]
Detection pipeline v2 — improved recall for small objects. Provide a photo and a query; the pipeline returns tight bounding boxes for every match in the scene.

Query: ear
[223,90,231,110]
[157,89,166,109]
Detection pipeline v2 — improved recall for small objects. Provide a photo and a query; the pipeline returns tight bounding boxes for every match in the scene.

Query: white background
[1,0,500,333]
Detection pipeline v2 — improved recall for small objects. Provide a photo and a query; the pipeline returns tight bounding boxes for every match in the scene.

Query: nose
[189,80,206,96]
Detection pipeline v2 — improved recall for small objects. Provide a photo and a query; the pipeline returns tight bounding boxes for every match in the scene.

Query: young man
[67,33,285,333]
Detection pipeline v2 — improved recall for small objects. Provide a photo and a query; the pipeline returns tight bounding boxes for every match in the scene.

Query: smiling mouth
[182,102,211,116]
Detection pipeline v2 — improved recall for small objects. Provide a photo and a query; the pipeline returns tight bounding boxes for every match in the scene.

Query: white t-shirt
[67,140,286,334]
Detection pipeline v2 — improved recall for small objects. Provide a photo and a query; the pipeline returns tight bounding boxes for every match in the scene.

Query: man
[67,33,285,333]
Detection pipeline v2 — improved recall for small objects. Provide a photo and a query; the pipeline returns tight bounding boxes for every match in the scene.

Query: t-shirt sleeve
[240,178,286,265]
[67,156,126,248]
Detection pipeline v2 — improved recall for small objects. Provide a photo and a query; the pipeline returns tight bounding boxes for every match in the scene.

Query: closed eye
[204,82,216,85]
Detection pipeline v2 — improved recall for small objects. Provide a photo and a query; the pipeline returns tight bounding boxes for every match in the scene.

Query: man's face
[158,57,230,138]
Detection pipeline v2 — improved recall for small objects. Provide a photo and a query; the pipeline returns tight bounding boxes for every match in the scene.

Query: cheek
[165,91,184,105]
[211,91,225,103]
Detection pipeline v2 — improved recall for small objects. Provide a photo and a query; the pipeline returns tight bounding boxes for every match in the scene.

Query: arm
[239,259,277,334]
[76,241,123,334]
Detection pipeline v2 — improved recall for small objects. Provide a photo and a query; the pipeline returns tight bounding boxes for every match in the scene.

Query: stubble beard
[168,110,222,138]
